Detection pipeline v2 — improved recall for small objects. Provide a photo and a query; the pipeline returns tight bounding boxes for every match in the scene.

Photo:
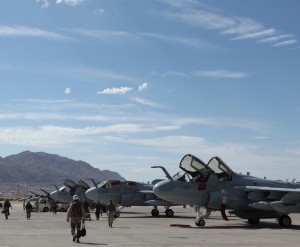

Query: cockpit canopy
[64,179,77,189]
[97,180,137,189]
[97,180,121,189]
[207,156,233,175]
[78,180,90,190]
[179,154,234,181]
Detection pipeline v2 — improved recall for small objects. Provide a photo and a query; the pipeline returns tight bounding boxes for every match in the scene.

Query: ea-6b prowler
[85,179,176,217]
[152,154,300,227]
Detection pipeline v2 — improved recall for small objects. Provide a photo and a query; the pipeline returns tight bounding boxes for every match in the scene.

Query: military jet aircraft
[50,179,92,203]
[18,189,52,202]
[85,179,176,217]
[152,153,300,227]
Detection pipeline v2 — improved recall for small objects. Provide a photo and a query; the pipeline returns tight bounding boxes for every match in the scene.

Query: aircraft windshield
[97,180,121,189]
[106,180,121,189]
[127,181,136,187]
[97,181,106,188]
[207,157,233,175]
[172,171,191,182]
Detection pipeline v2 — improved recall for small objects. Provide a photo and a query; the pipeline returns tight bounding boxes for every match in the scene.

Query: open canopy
[179,154,234,180]
[179,154,211,179]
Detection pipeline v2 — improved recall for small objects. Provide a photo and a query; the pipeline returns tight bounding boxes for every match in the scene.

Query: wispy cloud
[159,2,298,48]
[257,34,295,44]
[141,32,220,50]
[233,28,277,40]
[194,70,252,79]
[158,0,198,8]
[37,0,86,8]
[0,25,72,40]
[97,87,133,95]
[153,69,252,79]
[131,97,162,108]
[0,124,181,146]
[67,29,139,41]
[272,39,298,47]
[56,0,86,6]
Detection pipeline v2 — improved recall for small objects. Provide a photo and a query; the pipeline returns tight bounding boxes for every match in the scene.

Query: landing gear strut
[194,206,211,227]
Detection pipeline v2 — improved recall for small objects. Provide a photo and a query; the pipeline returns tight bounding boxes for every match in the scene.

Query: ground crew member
[3,199,12,220]
[25,201,33,220]
[67,195,85,243]
[106,199,116,228]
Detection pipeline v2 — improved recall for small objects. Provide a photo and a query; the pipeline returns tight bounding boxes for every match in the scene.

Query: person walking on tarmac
[25,201,33,220]
[3,199,12,220]
[95,201,102,220]
[67,195,85,243]
[106,199,116,228]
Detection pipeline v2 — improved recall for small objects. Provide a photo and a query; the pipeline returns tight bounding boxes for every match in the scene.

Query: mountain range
[0,151,124,195]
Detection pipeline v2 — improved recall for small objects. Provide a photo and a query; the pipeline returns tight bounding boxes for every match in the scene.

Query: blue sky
[0,0,299,183]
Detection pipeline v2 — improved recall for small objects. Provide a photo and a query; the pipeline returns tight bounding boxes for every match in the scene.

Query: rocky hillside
[0,151,124,194]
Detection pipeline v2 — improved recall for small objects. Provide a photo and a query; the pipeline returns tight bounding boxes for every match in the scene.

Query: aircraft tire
[195,219,205,227]
[248,218,260,225]
[151,209,159,217]
[278,215,292,227]
[165,209,174,217]
[43,207,49,212]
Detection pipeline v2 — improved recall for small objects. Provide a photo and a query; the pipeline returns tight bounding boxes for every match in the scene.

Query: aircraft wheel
[278,215,292,227]
[195,219,205,227]
[43,207,49,212]
[165,209,174,217]
[151,209,159,217]
[248,218,260,225]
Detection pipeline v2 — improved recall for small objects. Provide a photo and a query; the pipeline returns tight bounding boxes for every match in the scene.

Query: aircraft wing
[236,186,300,193]
[236,186,300,214]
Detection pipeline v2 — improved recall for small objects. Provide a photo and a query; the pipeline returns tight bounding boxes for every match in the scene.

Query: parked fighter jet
[18,189,52,202]
[152,154,300,227]
[85,179,176,217]
[50,179,92,203]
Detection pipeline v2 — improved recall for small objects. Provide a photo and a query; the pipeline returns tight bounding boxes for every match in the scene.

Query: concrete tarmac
[1,203,300,247]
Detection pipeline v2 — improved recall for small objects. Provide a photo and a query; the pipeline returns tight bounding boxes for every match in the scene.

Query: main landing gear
[194,206,212,227]
[247,215,292,227]
[151,206,174,217]
[278,215,292,227]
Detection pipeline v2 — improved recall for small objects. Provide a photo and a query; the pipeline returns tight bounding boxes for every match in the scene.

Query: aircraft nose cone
[85,187,98,201]
[153,180,172,200]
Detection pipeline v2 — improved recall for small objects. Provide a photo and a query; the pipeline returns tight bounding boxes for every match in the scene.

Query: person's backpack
[72,201,82,218]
